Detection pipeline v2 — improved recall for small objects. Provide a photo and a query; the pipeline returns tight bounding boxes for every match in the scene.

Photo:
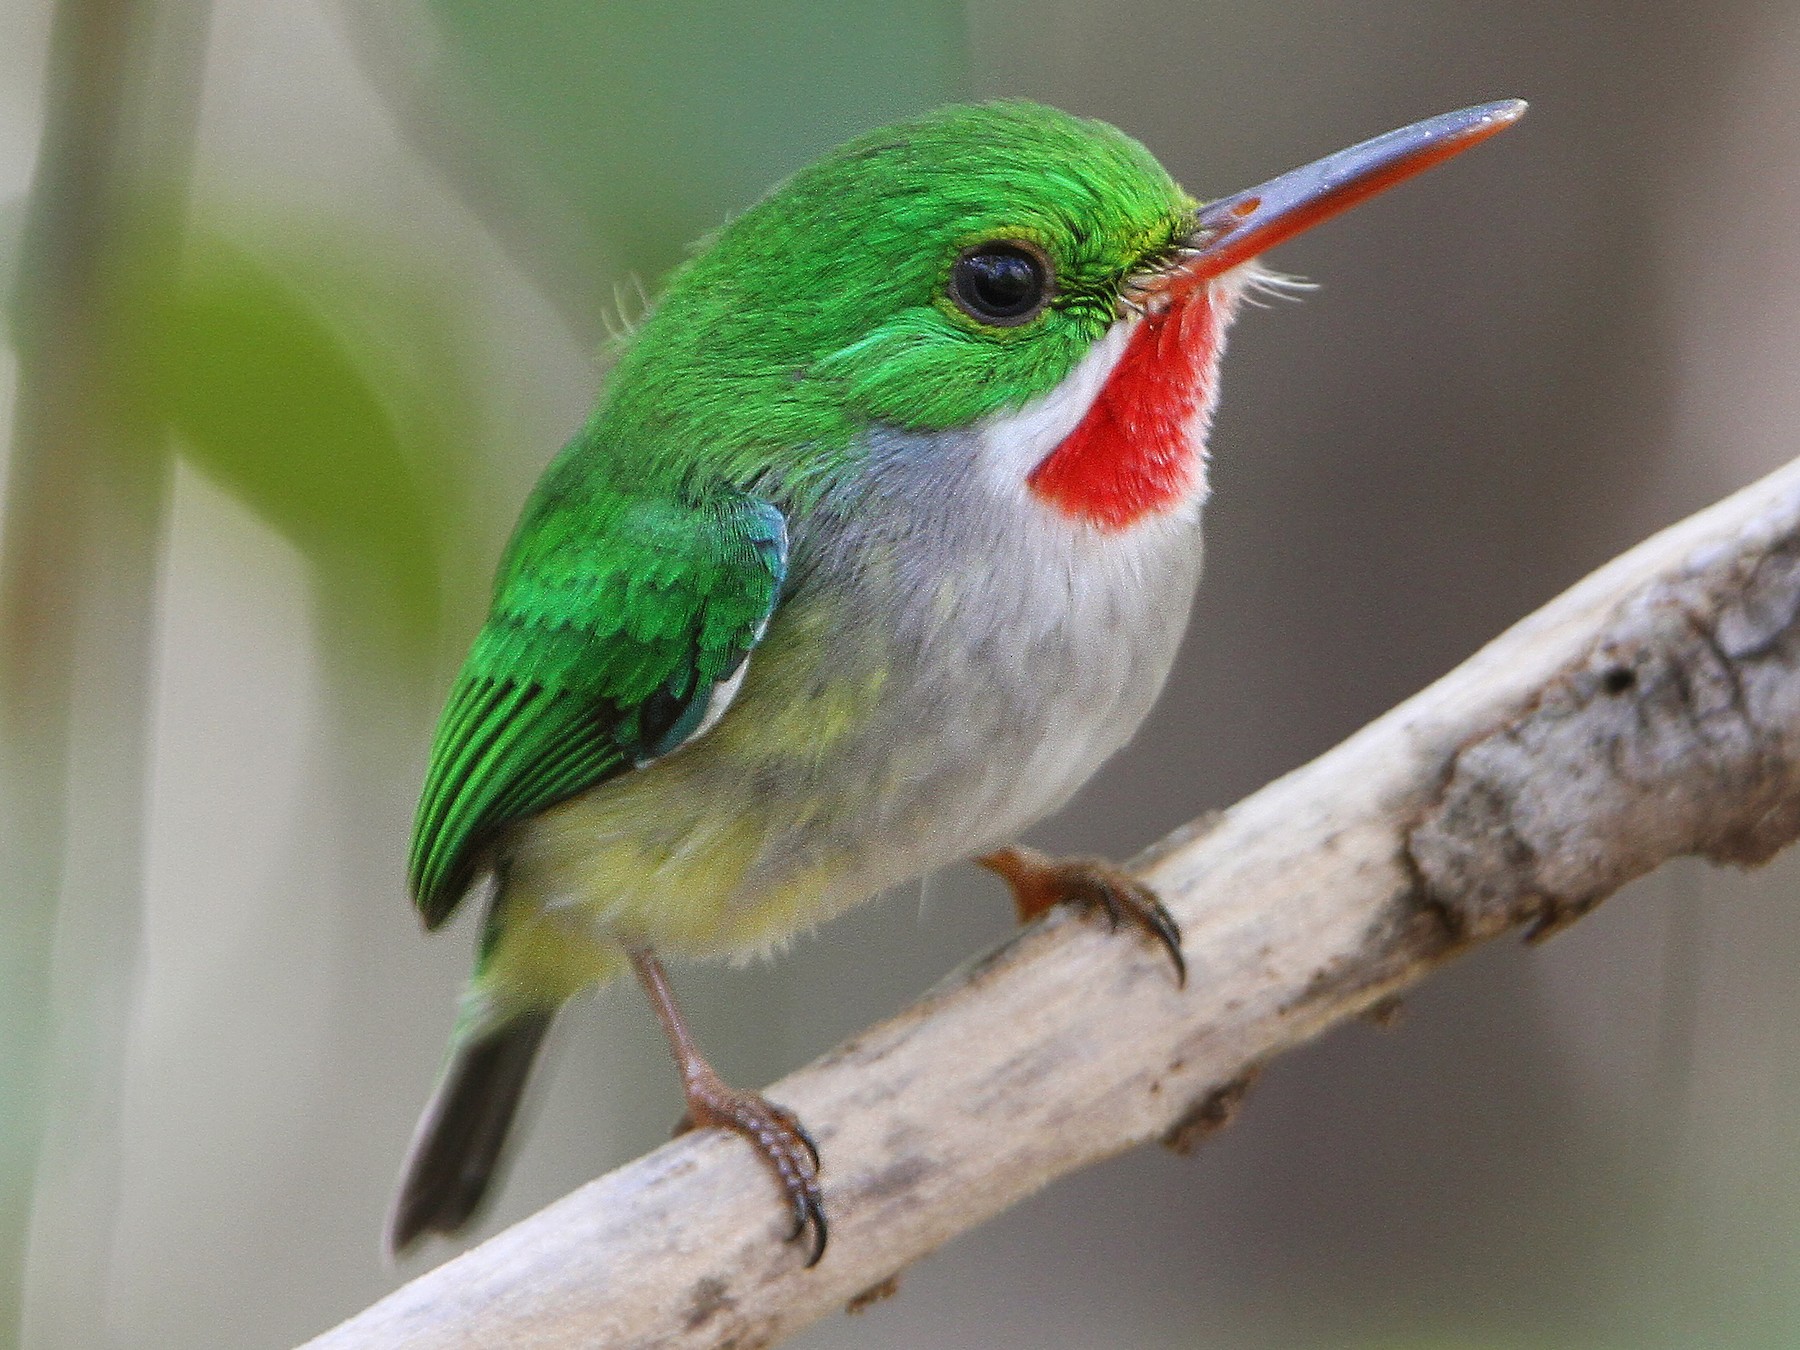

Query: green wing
[408,488,788,927]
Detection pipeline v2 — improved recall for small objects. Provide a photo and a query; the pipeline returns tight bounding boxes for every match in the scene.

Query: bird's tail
[385,1007,555,1258]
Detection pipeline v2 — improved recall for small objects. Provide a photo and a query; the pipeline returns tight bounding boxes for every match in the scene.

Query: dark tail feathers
[385,1009,554,1257]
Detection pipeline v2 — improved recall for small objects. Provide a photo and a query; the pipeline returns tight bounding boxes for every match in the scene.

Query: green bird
[388,97,1525,1262]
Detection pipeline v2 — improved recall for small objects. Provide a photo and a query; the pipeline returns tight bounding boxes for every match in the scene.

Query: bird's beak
[1162,99,1527,290]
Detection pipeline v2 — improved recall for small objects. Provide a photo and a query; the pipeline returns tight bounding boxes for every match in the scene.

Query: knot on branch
[1409,527,1800,942]
[1161,1067,1261,1155]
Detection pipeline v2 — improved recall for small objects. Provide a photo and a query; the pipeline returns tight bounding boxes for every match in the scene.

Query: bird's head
[602,99,1523,526]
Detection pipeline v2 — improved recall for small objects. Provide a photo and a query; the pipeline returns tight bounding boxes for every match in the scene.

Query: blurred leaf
[0,196,23,318]
[121,227,478,668]
[378,0,966,323]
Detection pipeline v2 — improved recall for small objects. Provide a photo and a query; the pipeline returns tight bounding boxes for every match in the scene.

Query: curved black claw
[794,1184,829,1266]
[982,847,1186,987]
[676,1076,828,1265]
[1073,870,1187,988]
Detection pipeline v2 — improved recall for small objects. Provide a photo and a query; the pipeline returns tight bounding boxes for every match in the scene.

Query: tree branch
[304,455,1800,1350]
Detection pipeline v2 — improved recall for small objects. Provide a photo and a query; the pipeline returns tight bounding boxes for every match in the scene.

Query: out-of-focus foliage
[417,0,968,315]
[118,224,478,666]
[0,199,22,316]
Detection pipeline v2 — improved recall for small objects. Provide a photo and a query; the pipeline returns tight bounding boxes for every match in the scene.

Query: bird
[387,96,1526,1264]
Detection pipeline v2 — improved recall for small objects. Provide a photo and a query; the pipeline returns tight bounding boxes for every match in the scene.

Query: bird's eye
[948,241,1053,327]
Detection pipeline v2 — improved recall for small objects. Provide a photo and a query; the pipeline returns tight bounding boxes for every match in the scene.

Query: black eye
[948,241,1053,327]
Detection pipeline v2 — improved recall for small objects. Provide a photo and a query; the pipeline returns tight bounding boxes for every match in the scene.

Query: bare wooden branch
[303,456,1800,1350]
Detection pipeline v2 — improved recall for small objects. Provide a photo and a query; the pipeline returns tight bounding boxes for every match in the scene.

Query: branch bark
[305,454,1800,1350]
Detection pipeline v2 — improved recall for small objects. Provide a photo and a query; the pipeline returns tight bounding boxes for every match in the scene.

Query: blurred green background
[4,1,1800,1347]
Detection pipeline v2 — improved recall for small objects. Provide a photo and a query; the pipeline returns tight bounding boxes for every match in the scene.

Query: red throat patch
[1026,287,1225,531]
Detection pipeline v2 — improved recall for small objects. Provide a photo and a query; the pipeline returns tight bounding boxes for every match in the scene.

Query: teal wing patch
[408,489,788,927]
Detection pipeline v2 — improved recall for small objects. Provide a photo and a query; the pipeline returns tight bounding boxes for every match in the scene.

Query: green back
[409,480,785,926]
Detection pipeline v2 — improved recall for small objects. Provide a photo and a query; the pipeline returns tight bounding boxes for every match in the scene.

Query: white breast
[508,316,1216,955]
[802,320,1212,865]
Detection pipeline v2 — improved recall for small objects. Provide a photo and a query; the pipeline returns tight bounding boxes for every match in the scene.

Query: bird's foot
[675,1068,827,1265]
[633,946,829,1264]
[979,845,1186,987]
